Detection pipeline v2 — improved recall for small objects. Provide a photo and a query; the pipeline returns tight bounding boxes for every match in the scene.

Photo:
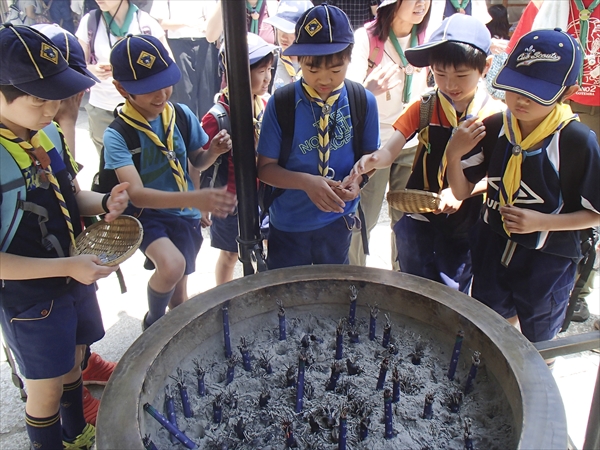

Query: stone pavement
[0,105,598,449]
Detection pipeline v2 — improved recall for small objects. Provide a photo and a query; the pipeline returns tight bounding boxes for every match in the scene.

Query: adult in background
[205,0,275,45]
[486,4,510,40]
[347,0,431,268]
[313,0,378,31]
[76,0,169,156]
[151,0,221,119]
[41,0,76,32]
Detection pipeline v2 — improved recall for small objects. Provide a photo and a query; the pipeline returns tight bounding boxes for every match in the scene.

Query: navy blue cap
[264,1,313,34]
[405,14,491,68]
[0,24,95,100]
[110,34,181,95]
[33,23,100,83]
[493,28,583,106]
[283,4,354,57]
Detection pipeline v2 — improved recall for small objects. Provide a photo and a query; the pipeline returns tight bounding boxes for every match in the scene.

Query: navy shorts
[394,216,473,293]
[470,221,577,342]
[128,207,203,275]
[210,213,238,253]
[267,215,355,270]
[0,282,104,380]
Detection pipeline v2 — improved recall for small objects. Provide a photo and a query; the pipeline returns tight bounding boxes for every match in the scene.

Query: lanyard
[247,0,264,34]
[388,26,418,104]
[448,0,470,13]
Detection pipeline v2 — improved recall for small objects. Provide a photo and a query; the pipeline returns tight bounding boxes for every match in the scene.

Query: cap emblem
[516,45,561,67]
[304,18,322,37]
[40,43,59,64]
[137,51,156,69]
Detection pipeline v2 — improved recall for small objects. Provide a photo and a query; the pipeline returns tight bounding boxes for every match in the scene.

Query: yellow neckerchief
[0,123,77,248]
[302,81,344,177]
[423,85,490,191]
[281,54,301,80]
[221,87,264,144]
[118,100,188,192]
[500,103,578,234]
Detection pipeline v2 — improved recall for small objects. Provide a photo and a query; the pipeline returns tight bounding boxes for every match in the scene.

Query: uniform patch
[304,18,323,37]
[40,43,59,64]
[137,51,156,69]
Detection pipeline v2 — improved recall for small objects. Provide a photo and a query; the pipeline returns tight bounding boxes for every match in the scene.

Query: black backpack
[199,102,231,189]
[258,79,369,252]
[91,103,191,193]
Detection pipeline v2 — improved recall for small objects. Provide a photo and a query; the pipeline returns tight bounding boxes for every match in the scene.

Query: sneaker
[82,387,99,426]
[571,299,590,322]
[63,423,95,450]
[82,353,116,386]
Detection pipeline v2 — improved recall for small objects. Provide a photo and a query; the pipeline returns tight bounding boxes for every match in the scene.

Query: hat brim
[14,66,95,100]
[76,66,101,83]
[283,42,350,57]
[263,16,296,34]
[405,40,489,68]
[118,62,181,95]
[249,42,277,65]
[492,66,565,106]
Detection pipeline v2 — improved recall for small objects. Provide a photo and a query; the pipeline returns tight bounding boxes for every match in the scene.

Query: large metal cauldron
[96,266,567,449]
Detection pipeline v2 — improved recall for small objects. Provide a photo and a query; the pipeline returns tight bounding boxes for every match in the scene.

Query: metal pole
[221,0,266,276]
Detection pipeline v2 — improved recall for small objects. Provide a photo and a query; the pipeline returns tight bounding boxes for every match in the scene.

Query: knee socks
[60,376,87,440]
[145,285,175,327]
[26,411,62,449]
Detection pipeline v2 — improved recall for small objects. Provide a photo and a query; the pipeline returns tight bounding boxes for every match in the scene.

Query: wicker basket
[387,189,441,214]
[70,215,143,266]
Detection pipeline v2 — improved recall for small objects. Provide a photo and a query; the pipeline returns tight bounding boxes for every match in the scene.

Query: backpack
[199,102,231,189]
[86,8,151,64]
[0,123,64,253]
[258,79,369,251]
[91,103,191,193]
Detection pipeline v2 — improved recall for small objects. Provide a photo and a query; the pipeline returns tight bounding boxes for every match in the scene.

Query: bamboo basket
[387,189,441,214]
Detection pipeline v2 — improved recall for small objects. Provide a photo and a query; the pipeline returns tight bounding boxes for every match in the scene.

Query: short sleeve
[347,27,370,84]
[462,114,503,185]
[256,95,283,160]
[103,127,134,170]
[361,90,380,154]
[392,99,420,140]
[200,108,221,149]
[75,11,90,44]
[179,104,208,152]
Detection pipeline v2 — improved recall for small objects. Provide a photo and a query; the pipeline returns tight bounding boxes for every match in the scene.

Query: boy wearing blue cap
[257,4,380,269]
[353,14,504,293]
[105,35,237,329]
[0,24,129,449]
[446,28,600,345]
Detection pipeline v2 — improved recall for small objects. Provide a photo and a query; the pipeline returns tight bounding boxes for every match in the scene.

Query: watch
[359,174,370,189]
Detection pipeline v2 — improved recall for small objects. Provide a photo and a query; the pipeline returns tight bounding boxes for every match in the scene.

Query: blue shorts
[267,215,355,270]
[128,207,203,275]
[470,221,576,342]
[0,282,104,380]
[210,213,238,253]
[394,216,473,293]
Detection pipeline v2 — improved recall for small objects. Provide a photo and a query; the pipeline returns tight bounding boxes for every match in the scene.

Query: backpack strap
[557,120,589,214]
[412,89,437,172]
[173,103,191,148]
[275,82,296,168]
[365,21,384,76]
[87,9,101,64]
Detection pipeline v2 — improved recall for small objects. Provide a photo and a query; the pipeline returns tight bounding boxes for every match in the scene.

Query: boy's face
[114,82,173,120]
[0,94,61,137]
[504,91,556,130]
[431,63,482,111]
[251,62,272,97]
[300,57,350,100]
[277,29,296,52]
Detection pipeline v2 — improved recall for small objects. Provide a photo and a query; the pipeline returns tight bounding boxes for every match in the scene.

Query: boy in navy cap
[446,29,600,346]
[257,4,380,269]
[353,14,504,293]
[105,35,237,329]
[0,24,129,449]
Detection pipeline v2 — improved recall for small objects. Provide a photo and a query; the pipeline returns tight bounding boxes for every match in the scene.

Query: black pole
[221,0,266,275]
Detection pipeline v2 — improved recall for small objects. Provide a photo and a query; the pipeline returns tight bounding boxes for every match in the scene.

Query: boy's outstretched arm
[257,155,346,213]
[74,181,130,222]
[500,207,600,235]
[446,117,487,200]
[352,130,407,176]
[188,129,232,171]
[115,165,236,217]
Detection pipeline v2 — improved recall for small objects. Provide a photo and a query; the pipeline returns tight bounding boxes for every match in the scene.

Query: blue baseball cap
[405,14,491,68]
[264,1,313,34]
[283,4,354,57]
[493,28,583,106]
[220,33,277,70]
[0,24,95,100]
[110,34,181,95]
[33,23,100,83]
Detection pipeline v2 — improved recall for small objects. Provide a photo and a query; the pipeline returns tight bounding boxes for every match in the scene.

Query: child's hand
[67,254,119,284]
[446,117,486,160]
[500,205,545,234]
[434,188,462,215]
[208,129,232,156]
[305,176,346,213]
[195,187,237,218]
[55,92,85,125]
[363,62,401,97]
[200,212,213,228]
[104,182,130,222]
[352,154,379,176]
[337,173,361,202]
